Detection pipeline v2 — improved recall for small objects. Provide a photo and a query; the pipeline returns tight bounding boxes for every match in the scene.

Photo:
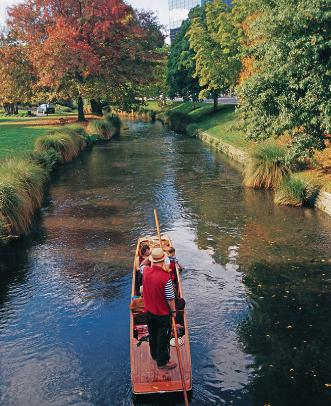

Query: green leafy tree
[141,47,169,106]
[186,0,242,110]
[237,0,331,161]
[167,12,202,101]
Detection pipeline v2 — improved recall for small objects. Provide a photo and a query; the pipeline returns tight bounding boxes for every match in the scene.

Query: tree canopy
[4,0,164,119]
[186,0,242,109]
[0,34,36,114]
[236,0,331,160]
[167,10,202,101]
[166,0,329,158]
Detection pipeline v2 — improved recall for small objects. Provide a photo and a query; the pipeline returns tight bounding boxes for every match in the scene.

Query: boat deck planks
[132,340,191,393]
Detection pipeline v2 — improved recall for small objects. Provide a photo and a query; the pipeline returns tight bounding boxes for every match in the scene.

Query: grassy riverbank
[148,101,252,151]
[147,101,331,195]
[0,114,120,244]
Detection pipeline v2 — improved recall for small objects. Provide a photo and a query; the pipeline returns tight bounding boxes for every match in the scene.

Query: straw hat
[150,248,166,263]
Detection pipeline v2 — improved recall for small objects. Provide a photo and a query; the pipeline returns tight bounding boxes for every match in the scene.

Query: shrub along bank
[87,114,121,139]
[115,106,156,122]
[275,176,319,208]
[0,115,120,244]
[145,101,330,212]
[243,144,290,190]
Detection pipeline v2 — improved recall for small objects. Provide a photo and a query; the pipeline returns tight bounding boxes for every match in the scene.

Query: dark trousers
[147,312,171,367]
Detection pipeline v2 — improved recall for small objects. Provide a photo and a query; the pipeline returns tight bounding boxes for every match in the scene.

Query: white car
[37,103,55,114]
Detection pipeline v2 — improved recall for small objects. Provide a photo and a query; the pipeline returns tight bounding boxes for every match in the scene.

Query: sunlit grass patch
[52,126,87,153]
[244,143,290,189]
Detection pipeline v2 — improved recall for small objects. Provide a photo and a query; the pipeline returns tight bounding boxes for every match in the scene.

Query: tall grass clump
[164,111,191,133]
[244,143,290,189]
[104,114,121,134]
[87,119,114,139]
[59,124,88,138]
[0,159,47,238]
[35,130,86,163]
[51,126,87,152]
[135,107,156,121]
[275,176,319,207]
[147,110,156,121]
[31,148,61,173]
[2,159,47,211]
[0,216,8,241]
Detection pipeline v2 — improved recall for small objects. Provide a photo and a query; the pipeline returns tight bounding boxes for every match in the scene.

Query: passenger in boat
[165,247,182,285]
[135,245,151,293]
[142,247,177,370]
[137,245,151,267]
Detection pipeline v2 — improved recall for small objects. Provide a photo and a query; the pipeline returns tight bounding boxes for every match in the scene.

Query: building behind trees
[169,0,232,43]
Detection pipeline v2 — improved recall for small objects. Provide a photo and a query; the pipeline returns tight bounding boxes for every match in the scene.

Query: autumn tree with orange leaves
[0,34,36,114]
[5,0,164,120]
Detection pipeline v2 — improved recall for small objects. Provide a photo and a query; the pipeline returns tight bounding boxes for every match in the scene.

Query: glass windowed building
[169,0,232,43]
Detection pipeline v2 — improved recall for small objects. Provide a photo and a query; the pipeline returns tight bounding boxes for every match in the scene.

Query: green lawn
[0,120,59,160]
[0,110,84,160]
[147,100,212,117]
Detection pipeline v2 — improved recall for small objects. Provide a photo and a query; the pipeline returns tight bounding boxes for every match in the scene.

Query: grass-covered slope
[148,101,252,151]
[149,101,330,195]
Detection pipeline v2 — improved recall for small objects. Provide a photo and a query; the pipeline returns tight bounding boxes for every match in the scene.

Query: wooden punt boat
[130,234,192,396]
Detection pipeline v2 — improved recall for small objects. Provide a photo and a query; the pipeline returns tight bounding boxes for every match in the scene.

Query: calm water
[1,121,331,406]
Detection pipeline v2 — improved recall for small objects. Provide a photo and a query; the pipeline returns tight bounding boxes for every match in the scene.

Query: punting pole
[153,208,162,248]
[154,209,189,404]
[172,316,189,406]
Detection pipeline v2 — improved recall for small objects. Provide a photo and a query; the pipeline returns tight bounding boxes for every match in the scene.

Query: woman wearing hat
[142,247,177,370]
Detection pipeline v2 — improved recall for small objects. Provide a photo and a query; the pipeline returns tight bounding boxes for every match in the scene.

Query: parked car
[37,103,56,114]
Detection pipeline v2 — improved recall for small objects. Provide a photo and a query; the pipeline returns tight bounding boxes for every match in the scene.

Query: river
[0,120,331,406]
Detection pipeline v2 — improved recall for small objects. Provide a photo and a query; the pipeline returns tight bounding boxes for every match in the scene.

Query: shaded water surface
[1,121,331,406]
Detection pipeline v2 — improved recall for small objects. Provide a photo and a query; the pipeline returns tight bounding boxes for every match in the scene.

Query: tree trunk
[77,96,85,122]
[213,93,218,112]
[4,103,18,115]
[90,99,103,115]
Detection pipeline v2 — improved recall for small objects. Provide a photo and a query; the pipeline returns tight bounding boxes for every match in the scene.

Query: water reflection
[0,120,331,405]
[240,262,331,406]
[0,221,45,311]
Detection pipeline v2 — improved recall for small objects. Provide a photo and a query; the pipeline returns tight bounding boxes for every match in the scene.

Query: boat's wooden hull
[130,235,192,395]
